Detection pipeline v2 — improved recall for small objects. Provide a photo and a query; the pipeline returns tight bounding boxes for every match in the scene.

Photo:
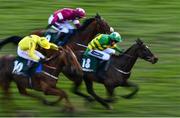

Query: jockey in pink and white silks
[47,8,86,46]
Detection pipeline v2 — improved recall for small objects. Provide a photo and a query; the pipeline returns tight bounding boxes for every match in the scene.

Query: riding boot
[17,60,33,77]
[58,29,75,46]
[55,32,66,45]
[97,59,111,80]
[59,33,71,46]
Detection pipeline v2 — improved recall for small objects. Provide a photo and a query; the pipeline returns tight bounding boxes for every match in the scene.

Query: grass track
[0,0,180,117]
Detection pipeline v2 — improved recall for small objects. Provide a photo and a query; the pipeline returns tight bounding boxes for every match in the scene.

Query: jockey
[84,32,123,79]
[17,35,58,75]
[47,8,86,46]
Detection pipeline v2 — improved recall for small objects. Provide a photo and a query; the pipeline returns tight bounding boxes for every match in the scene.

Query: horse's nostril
[155,58,158,63]
[151,57,158,64]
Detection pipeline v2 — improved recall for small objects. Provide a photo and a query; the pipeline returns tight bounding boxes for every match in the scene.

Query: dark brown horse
[0,14,112,101]
[0,14,112,50]
[71,39,158,109]
[0,46,82,111]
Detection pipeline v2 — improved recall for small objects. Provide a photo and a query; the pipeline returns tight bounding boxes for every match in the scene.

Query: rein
[75,43,87,48]
[112,53,136,75]
[119,53,135,59]
[113,66,131,75]
[42,49,62,70]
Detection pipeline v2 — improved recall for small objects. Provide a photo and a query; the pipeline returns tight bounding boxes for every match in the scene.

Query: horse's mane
[66,17,96,42]
[77,17,96,32]
[67,14,102,43]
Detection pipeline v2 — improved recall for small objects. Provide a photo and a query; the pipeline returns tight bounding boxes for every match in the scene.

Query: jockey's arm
[73,20,81,28]
[29,42,39,61]
[112,44,124,53]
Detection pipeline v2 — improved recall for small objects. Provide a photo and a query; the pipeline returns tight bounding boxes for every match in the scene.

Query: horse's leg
[72,77,95,102]
[16,83,46,101]
[121,81,139,99]
[84,76,112,110]
[63,72,94,102]
[40,81,74,112]
[0,76,12,99]
[103,85,116,103]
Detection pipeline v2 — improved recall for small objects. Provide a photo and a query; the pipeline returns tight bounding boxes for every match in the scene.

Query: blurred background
[0,0,180,117]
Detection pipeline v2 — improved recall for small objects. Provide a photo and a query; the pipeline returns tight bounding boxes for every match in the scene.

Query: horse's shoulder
[111,54,121,59]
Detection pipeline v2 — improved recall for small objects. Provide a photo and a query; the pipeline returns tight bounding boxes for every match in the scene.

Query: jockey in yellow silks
[17,35,58,62]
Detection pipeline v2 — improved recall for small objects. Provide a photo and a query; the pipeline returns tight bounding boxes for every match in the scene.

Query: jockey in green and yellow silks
[84,32,123,79]
[84,32,123,61]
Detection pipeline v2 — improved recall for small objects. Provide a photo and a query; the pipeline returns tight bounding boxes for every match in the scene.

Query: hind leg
[0,76,12,99]
[16,83,47,102]
[63,73,94,102]
[72,77,94,102]
[84,77,112,110]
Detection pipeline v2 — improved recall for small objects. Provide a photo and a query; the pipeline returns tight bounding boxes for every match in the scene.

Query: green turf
[0,0,180,117]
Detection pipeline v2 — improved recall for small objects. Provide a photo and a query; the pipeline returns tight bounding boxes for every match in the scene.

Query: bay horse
[0,46,82,111]
[72,39,158,109]
[0,14,112,50]
[0,14,113,101]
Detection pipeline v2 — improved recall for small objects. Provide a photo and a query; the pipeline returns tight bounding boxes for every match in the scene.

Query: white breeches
[17,47,45,62]
[88,48,116,61]
[48,15,75,33]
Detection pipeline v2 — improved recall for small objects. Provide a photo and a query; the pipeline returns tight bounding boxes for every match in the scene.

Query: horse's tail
[0,55,15,96]
[0,36,22,49]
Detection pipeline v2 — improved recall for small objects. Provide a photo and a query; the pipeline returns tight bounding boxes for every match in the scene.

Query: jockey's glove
[50,43,58,50]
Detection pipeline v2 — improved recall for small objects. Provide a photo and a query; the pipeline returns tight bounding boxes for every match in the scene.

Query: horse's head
[134,39,158,64]
[59,46,83,76]
[94,13,113,34]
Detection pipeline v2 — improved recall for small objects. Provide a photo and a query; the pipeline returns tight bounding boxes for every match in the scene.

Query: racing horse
[0,46,82,111]
[0,14,113,102]
[0,13,112,50]
[72,39,158,109]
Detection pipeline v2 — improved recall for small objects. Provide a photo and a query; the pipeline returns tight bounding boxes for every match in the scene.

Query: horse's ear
[136,38,143,45]
[95,13,101,19]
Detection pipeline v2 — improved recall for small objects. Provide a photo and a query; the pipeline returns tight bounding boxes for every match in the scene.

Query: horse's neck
[43,51,64,77]
[68,24,97,49]
[112,46,138,73]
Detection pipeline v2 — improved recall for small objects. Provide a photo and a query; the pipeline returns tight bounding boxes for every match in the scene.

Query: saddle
[12,57,42,76]
[44,28,59,43]
[81,54,103,73]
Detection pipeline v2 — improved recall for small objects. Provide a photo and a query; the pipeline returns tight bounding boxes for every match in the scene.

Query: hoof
[104,98,116,103]
[86,96,95,102]
[106,105,113,110]
[43,100,55,106]
[62,106,75,113]
[121,95,133,99]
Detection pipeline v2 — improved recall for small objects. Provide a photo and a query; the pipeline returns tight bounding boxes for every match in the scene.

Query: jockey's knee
[61,28,69,34]
[102,55,110,61]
